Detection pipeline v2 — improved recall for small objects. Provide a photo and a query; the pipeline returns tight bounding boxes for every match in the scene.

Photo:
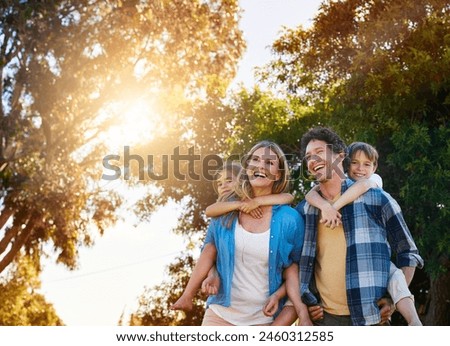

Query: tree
[264,0,449,324]
[0,0,244,280]
[0,256,63,325]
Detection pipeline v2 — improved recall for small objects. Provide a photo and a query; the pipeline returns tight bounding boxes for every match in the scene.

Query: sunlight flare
[101,98,161,150]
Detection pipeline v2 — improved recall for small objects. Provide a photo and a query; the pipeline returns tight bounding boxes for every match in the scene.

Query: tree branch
[0,215,37,273]
[0,224,20,255]
[0,207,14,231]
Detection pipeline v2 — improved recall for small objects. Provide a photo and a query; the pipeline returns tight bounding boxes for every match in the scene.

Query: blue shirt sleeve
[381,192,424,269]
[290,211,305,264]
[204,218,217,246]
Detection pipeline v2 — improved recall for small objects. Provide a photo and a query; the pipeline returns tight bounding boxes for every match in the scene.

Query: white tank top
[210,221,272,325]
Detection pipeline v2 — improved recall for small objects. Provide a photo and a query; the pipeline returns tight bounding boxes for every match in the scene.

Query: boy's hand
[263,294,280,317]
[378,297,395,324]
[319,204,342,229]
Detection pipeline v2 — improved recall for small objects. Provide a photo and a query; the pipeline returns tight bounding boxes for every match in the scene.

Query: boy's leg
[396,297,422,326]
[388,263,422,326]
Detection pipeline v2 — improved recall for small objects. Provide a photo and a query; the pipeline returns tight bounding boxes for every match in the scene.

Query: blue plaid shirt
[295,179,424,326]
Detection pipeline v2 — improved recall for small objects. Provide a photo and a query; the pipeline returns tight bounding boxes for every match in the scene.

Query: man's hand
[308,305,324,321]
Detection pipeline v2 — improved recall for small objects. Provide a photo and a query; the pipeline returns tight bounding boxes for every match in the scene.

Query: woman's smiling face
[246,147,281,191]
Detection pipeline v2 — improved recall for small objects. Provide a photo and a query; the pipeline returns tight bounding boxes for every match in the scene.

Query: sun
[101,97,162,151]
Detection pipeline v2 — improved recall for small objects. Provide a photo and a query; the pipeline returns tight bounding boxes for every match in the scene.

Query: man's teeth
[314,165,325,172]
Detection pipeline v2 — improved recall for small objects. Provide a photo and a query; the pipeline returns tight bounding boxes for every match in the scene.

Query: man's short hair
[300,126,347,158]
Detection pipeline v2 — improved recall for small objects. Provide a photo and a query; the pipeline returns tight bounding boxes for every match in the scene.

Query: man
[296,127,424,326]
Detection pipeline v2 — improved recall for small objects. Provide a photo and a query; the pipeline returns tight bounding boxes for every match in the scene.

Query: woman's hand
[263,294,280,317]
[201,274,220,296]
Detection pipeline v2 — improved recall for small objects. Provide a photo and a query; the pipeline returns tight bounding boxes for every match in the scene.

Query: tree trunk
[424,270,450,326]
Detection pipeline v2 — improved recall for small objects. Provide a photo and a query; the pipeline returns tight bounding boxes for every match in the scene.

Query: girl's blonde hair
[212,162,242,201]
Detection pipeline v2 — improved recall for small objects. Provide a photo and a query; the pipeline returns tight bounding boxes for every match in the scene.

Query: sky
[39,0,323,326]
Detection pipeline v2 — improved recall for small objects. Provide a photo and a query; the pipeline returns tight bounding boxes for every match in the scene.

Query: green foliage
[388,125,450,277]
[261,0,449,324]
[128,252,205,326]
[0,256,63,326]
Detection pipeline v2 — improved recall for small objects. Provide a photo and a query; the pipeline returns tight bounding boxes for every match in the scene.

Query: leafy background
[0,0,448,326]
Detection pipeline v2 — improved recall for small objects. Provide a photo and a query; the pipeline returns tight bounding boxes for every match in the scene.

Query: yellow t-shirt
[315,195,350,315]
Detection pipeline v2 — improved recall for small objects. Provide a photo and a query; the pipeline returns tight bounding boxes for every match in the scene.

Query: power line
[45,251,182,283]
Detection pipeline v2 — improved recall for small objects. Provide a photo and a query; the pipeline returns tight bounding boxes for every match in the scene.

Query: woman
[201,140,306,326]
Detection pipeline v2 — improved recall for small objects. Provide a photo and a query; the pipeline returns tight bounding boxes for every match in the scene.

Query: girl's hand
[248,207,263,219]
[240,199,261,213]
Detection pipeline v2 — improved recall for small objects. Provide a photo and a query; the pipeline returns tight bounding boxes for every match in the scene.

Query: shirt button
[270,250,273,254]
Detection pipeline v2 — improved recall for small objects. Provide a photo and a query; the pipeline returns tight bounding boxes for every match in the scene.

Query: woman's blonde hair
[235,140,290,200]
[221,141,290,228]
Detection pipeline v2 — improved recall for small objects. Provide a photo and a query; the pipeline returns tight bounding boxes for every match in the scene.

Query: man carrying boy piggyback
[295,127,424,326]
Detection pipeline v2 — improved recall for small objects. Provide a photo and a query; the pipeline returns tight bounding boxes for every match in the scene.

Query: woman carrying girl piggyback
[201,141,308,326]
[171,160,295,316]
